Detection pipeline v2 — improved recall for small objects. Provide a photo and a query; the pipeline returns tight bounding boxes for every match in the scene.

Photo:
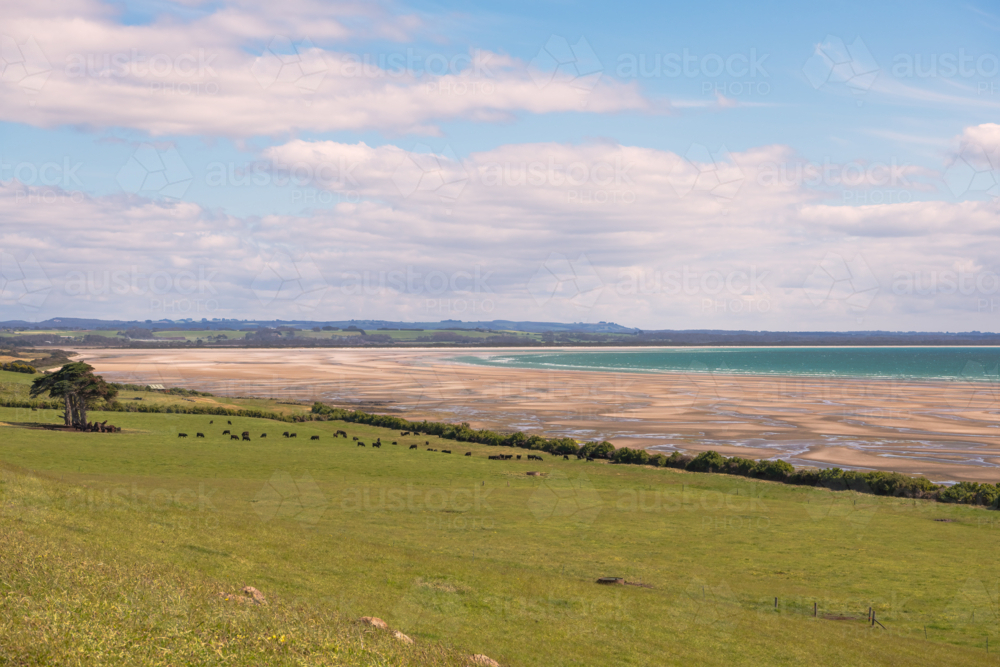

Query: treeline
[0,361,36,374]
[310,402,1000,509]
[0,396,297,422]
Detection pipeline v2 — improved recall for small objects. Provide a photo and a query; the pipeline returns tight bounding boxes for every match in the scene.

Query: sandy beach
[74,347,1000,484]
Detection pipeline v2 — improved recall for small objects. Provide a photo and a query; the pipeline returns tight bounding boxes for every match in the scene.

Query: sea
[455,346,1000,382]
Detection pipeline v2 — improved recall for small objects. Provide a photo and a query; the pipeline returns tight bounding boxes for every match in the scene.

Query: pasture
[1,373,999,664]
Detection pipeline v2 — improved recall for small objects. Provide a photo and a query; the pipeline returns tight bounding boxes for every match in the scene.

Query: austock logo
[528,35,602,97]
[251,251,329,311]
[250,36,328,93]
[117,144,193,198]
[252,471,328,524]
[391,144,469,205]
[802,35,879,102]
[0,35,52,92]
[527,470,603,526]
[803,252,879,312]
[0,252,52,311]
[527,252,604,310]
[667,144,745,201]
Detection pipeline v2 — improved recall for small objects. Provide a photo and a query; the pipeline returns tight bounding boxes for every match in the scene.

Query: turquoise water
[455,347,1000,382]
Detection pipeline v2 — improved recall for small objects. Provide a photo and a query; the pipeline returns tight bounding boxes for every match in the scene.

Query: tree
[30,363,117,427]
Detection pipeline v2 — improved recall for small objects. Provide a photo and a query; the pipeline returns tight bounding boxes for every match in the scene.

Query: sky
[0,0,999,330]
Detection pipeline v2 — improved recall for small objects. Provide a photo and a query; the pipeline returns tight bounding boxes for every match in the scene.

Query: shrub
[754,459,794,481]
[579,441,616,459]
[686,451,726,473]
[722,456,758,477]
[612,447,649,465]
[665,452,692,469]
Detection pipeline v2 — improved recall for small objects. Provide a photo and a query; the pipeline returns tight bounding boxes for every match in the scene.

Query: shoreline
[71,346,1000,484]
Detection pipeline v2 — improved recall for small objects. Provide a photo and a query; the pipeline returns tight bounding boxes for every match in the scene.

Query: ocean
[455,346,1000,382]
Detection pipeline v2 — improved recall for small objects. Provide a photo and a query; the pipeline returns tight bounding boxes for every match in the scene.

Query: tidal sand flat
[77,346,1000,483]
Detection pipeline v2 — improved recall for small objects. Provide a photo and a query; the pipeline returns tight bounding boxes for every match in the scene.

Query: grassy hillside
[1,370,999,665]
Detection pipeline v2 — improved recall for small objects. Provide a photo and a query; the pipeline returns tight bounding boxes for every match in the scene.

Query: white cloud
[3,135,1000,330]
[0,0,652,137]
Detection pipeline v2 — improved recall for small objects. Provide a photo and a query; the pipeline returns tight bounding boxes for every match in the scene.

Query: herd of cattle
[76,420,121,433]
[174,423,556,461]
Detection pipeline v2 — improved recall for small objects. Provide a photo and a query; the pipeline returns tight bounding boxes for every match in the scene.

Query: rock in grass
[358,616,388,629]
[391,629,414,644]
[470,655,500,666]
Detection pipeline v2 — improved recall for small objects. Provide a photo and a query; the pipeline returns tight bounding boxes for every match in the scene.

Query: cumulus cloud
[0,0,652,137]
[3,136,999,330]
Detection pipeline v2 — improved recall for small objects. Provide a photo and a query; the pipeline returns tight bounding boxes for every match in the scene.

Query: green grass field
[2,370,999,665]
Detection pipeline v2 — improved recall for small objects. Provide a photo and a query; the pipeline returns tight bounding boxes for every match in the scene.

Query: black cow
[392,441,398,445]
[231,435,239,441]
[223,430,231,435]
[516,455,521,460]
[409,444,418,449]
[290,433,297,438]
[311,435,319,440]
[465,452,472,456]
[358,442,366,447]
[442,450,451,454]
[242,433,251,442]
[563,455,569,460]
[227,420,232,425]
[209,420,213,424]
[353,436,359,441]
[282,432,289,437]
[178,433,188,438]
[373,442,381,448]
[196,433,205,438]
[425,441,429,446]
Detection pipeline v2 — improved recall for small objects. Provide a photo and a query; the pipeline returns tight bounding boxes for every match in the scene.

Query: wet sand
[74,347,1000,483]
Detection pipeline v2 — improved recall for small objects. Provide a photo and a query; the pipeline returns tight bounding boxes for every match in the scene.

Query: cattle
[392,441,398,445]
[563,455,569,460]
[401,431,410,436]
[242,431,250,438]
[196,433,205,438]
[227,420,232,425]
[223,430,230,435]
[425,441,429,446]
[242,433,251,442]
[442,450,451,454]
[209,420,213,424]
[282,432,289,437]
[231,435,239,441]
[290,433,297,438]
[260,433,267,438]
[336,430,348,437]
[311,435,319,440]
[373,442,381,448]
[353,436,359,441]
[358,442,366,447]
[516,455,521,460]
[465,452,472,456]
[409,444,418,450]
[178,433,188,438]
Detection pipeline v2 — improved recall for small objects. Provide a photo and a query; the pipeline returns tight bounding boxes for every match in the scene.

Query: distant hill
[0,317,641,334]
[3,318,1000,347]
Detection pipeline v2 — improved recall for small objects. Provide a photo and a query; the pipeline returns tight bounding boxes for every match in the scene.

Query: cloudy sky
[1,0,998,330]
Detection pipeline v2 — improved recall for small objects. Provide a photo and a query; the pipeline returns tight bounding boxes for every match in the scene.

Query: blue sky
[0,0,998,329]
